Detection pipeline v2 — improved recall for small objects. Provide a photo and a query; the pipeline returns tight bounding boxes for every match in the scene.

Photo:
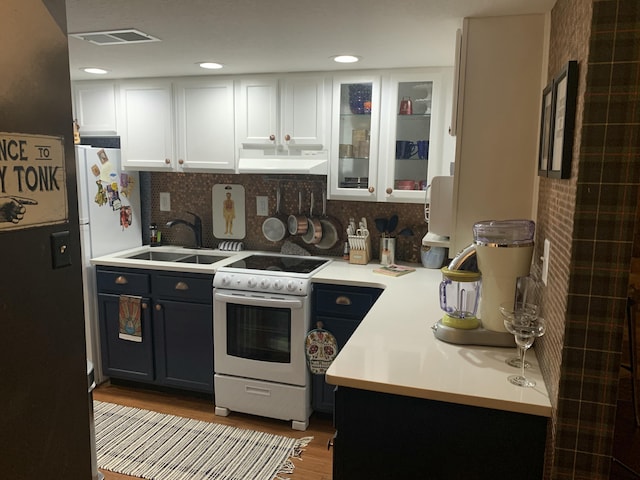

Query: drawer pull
[175,281,189,291]
[115,276,128,285]
[335,295,352,306]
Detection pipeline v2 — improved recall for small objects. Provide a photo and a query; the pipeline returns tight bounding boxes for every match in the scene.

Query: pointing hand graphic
[0,195,38,223]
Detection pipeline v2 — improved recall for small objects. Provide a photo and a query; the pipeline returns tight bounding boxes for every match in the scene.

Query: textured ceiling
[66,0,556,81]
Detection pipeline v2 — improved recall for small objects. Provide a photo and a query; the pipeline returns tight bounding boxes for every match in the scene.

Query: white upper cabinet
[237,74,327,148]
[174,78,235,172]
[449,16,545,254]
[72,81,118,134]
[118,79,175,171]
[378,68,453,203]
[329,74,382,201]
[329,68,454,203]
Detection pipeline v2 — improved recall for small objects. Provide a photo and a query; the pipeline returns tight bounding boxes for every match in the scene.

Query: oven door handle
[214,291,305,309]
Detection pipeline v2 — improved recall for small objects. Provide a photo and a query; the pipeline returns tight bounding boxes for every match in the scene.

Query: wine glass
[499,302,545,388]
[503,275,539,369]
[502,302,538,369]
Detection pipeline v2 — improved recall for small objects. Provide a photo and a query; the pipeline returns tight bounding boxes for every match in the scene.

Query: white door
[328,74,382,201]
[175,78,236,172]
[73,81,118,134]
[119,79,175,170]
[236,77,278,145]
[281,75,327,146]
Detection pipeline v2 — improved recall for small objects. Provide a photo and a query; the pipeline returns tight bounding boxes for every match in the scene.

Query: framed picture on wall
[548,60,578,179]
[537,82,554,177]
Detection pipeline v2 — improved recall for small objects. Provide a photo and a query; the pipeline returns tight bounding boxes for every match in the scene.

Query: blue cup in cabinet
[417,140,429,159]
[396,140,417,159]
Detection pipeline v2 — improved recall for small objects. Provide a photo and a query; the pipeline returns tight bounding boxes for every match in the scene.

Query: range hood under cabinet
[237,143,328,175]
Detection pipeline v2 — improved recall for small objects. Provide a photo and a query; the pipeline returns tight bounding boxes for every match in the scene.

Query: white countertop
[317,260,552,418]
[92,246,551,417]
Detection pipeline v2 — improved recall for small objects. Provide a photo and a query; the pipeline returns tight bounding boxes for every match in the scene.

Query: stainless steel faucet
[166,211,203,248]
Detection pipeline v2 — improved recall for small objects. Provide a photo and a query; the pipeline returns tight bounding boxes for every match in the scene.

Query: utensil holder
[348,234,371,265]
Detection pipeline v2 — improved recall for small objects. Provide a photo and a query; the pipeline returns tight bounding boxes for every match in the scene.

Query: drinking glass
[503,301,538,369]
[504,276,538,369]
[499,302,545,388]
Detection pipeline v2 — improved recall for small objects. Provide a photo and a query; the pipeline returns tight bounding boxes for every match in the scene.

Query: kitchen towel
[119,295,142,342]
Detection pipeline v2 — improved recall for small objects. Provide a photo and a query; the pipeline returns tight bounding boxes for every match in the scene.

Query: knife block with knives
[347,217,371,264]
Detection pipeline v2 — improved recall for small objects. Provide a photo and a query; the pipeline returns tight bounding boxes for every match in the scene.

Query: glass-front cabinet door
[330,69,453,203]
[378,69,449,203]
[329,75,381,201]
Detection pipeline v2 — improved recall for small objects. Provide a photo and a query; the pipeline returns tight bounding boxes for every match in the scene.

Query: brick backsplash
[148,172,429,264]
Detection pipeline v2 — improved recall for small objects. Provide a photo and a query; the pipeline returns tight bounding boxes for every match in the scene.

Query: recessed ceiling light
[199,62,223,70]
[333,55,360,64]
[82,67,108,75]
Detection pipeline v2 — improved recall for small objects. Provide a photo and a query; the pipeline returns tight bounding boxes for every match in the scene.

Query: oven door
[213,288,310,386]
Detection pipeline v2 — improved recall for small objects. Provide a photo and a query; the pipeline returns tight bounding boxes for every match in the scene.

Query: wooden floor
[93,382,334,480]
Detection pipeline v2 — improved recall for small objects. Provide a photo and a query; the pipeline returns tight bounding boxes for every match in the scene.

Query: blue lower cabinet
[333,387,547,479]
[96,267,214,395]
[98,292,154,382]
[311,284,382,414]
[153,299,213,393]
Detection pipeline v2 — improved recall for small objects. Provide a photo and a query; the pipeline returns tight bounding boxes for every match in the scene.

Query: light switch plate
[542,238,550,285]
[50,231,71,269]
[160,192,171,211]
[256,196,268,216]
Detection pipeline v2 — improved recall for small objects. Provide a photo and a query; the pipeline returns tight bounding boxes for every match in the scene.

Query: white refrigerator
[76,145,142,383]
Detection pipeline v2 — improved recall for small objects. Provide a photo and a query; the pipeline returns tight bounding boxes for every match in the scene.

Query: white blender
[433,219,535,347]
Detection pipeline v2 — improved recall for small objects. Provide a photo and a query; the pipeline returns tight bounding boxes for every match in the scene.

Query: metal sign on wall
[0,132,68,231]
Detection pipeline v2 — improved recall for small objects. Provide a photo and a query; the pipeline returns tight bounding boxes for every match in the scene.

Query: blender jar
[439,267,481,329]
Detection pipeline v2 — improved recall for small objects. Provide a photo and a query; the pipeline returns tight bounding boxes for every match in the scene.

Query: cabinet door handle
[335,295,352,306]
[115,275,128,285]
[368,186,375,193]
[155,304,162,311]
[269,134,276,142]
[165,158,171,164]
[175,281,189,291]
[386,187,393,195]
[178,158,184,165]
[284,134,291,142]
[141,302,148,309]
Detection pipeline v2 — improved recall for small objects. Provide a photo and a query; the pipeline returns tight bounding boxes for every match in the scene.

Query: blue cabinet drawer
[313,284,383,319]
[96,268,151,295]
[153,273,214,303]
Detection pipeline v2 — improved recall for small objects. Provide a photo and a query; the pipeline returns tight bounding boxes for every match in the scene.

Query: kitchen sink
[126,251,193,262]
[176,254,229,264]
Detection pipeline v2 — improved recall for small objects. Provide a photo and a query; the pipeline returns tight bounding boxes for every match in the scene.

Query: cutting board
[212,184,245,239]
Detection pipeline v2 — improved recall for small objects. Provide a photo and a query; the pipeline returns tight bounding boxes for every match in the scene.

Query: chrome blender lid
[473,219,535,247]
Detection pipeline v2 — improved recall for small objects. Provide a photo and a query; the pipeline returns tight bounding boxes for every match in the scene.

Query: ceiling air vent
[69,29,160,46]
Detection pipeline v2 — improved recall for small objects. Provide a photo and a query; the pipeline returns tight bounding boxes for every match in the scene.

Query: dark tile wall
[148,172,429,264]
[535,0,640,478]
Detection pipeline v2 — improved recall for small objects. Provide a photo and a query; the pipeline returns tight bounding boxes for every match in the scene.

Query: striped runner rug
[94,401,312,480]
